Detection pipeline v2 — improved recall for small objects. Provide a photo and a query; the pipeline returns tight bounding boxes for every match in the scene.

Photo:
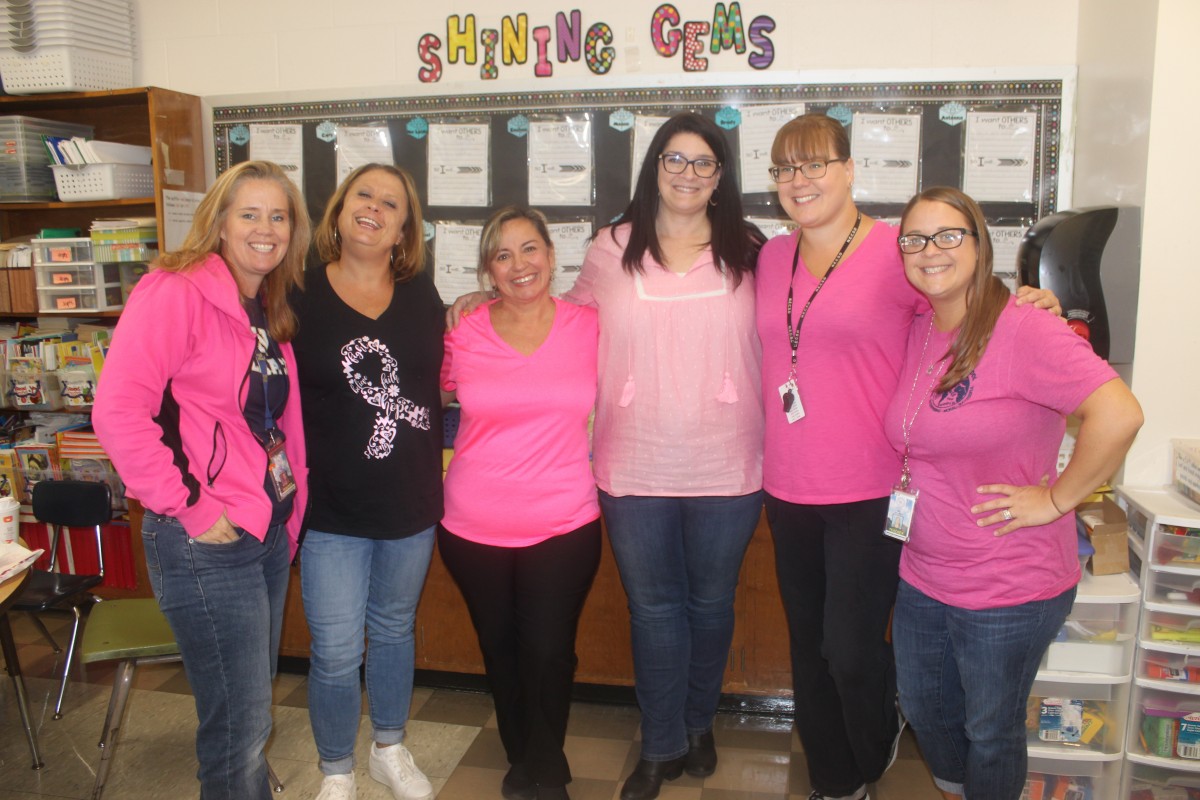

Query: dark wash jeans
[894,580,1075,800]
[142,512,289,800]
[599,490,763,762]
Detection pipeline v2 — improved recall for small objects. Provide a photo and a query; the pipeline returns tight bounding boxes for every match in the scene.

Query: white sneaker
[316,773,356,800]
[368,743,433,800]
[808,788,869,800]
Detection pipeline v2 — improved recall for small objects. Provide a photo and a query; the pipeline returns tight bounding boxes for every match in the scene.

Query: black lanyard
[785,212,862,377]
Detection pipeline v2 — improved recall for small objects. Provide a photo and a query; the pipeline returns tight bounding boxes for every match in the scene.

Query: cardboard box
[1077,496,1131,576]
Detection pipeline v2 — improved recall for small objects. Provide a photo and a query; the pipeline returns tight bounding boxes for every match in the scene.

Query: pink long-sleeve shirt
[567,224,763,498]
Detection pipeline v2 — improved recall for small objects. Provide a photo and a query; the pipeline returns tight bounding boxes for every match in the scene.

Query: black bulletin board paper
[212,79,1065,265]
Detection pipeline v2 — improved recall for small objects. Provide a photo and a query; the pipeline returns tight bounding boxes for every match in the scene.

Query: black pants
[437,520,601,788]
[766,493,902,797]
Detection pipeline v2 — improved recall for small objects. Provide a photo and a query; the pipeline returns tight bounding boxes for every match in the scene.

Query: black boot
[502,763,537,800]
[684,730,717,777]
[619,756,686,800]
[536,786,571,800]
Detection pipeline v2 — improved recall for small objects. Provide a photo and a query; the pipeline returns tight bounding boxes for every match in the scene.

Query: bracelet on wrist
[1049,491,1067,517]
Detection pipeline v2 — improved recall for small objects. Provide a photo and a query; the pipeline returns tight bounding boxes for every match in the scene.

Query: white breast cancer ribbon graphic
[341,337,431,459]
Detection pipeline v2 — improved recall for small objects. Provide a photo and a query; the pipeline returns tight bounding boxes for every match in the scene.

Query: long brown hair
[613,112,764,286]
[313,163,426,282]
[900,186,1008,392]
[158,160,310,342]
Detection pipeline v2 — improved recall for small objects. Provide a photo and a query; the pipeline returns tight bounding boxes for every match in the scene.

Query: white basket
[51,163,153,202]
[0,44,132,94]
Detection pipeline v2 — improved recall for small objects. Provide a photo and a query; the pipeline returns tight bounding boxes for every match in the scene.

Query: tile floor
[0,610,939,799]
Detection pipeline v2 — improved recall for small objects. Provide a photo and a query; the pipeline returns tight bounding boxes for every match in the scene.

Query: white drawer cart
[1026,568,1140,800]
[1116,486,1200,797]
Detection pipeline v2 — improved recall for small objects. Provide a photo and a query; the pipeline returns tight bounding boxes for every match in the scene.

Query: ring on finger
[1002,509,1013,521]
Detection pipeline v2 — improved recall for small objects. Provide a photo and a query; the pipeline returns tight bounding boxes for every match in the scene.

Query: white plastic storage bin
[1146,570,1200,610]
[0,115,93,163]
[1140,651,1200,687]
[1129,687,1200,763]
[0,45,133,94]
[1040,572,1140,677]
[31,237,93,266]
[36,283,123,313]
[50,162,153,201]
[1025,756,1122,800]
[1027,677,1128,756]
[1126,760,1200,797]
[34,261,120,289]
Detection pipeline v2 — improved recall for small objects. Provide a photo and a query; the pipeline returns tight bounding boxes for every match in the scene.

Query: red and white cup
[0,496,20,545]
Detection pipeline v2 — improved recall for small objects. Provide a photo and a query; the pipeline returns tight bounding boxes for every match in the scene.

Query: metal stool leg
[90,659,136,799]
[52,603,84,719]
[267,758,284,793]
[1,613,44,769]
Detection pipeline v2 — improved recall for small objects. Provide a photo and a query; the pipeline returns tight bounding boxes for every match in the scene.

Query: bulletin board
[211,77,1068,294]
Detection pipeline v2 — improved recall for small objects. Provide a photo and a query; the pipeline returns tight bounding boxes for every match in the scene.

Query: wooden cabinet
[279,509,796,697]
[0,87,205,597]
[0,87,205,242]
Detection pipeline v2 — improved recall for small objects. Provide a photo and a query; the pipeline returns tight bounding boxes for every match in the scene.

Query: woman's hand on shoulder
[445,291,489,330]
[1014,285,1063,317]
[194,511,239,544]
[970,475,1064,536]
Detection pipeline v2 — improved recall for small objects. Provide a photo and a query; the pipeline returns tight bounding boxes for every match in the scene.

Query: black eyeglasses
[768,158,847,183]
[659,153,721,178]
[897,228,978,254]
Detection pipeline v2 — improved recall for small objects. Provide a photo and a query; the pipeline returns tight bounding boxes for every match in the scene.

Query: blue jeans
[142,512,290,800]
[893,580,1076,800]
[599,490,762,761]
[300,527,435,775]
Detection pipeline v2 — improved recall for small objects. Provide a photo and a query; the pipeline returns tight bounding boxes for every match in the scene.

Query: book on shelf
[15,441,58,503]
[0,448,25,502]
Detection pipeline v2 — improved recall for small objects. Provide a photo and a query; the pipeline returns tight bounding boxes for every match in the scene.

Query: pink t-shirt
[884,299,1118,610]
[567,224,762,497]
[756,222,925,504]
[441,298,600,547]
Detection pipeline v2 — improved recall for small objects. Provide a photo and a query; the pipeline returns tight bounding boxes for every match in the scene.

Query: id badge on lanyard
[266,430,297,501]
[884,487,918,542]
[257,355,295,501]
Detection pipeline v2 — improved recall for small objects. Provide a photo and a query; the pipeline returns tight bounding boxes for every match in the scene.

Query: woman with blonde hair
[94,160,311,799]
[440,206,600,800]
[292,163,444,800]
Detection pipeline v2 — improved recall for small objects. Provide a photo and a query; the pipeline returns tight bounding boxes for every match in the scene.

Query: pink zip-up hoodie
[93,254,309,556]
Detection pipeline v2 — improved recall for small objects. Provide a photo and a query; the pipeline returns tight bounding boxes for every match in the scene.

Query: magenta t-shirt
[884,299,1118,610]
[756,222,925,504]
[441,298,600,547]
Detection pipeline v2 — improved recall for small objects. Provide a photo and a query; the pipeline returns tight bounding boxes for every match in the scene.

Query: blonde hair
[158,160,310,342]
[900,186,1008,392]
[477,206,555,291]
[313,163,426,282]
